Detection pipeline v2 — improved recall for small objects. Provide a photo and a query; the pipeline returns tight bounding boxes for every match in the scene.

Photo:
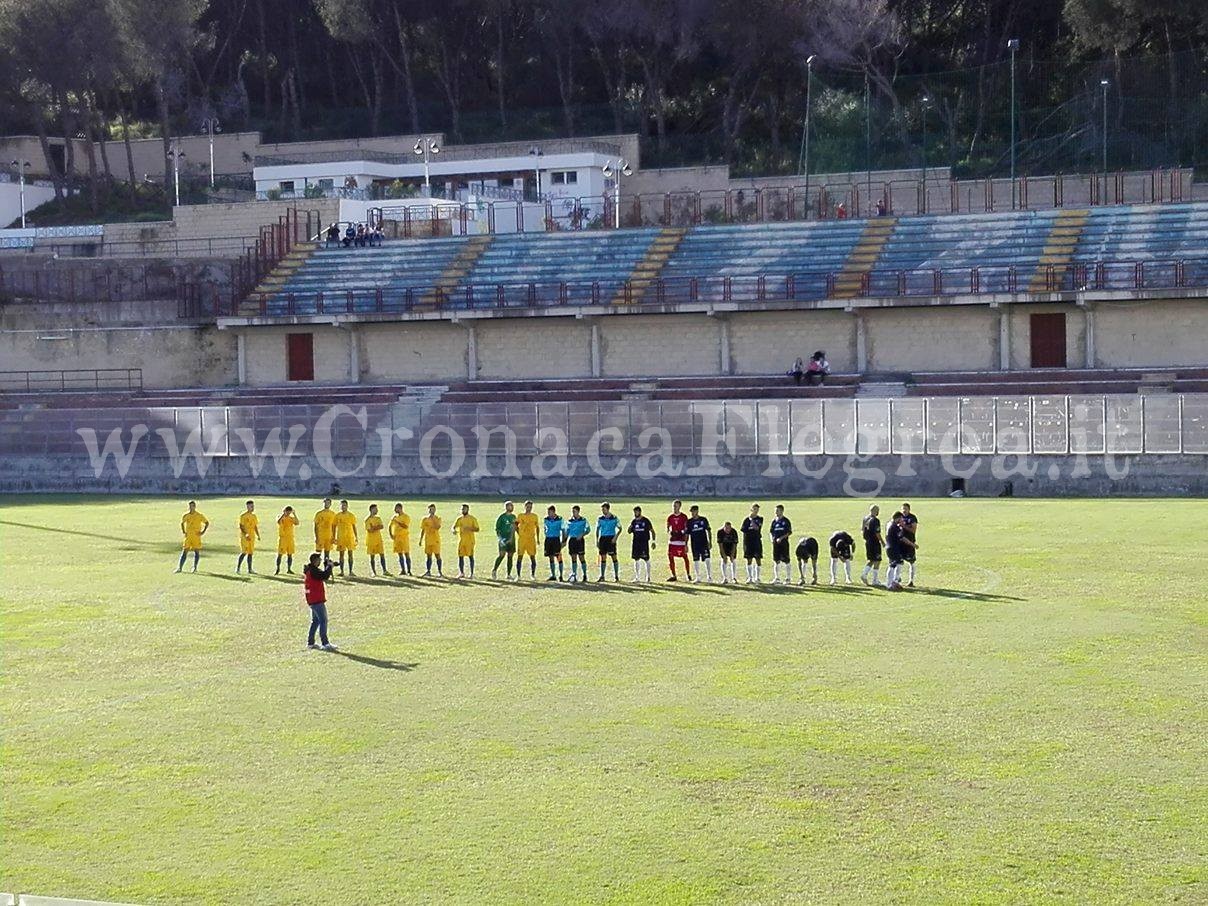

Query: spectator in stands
[325,223,339,247]
[875,198,888,217]
[371,223,384,247]
[788,357,806,386]
[806,351,830,386]
[355,223,367,247]
[343,223,356,247]
[835,201,848,219]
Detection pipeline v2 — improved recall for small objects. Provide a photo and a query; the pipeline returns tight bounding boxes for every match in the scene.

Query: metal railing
[0,260,238,308]
[0,369,143,393]
[227,255,1208,320]
[2,394,1204,459]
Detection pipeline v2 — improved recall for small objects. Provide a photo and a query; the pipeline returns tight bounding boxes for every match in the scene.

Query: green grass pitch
[1,495,1204,904]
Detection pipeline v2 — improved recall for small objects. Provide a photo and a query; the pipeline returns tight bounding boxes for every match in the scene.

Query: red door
[1029,313,1067,368]
[286,333,314,381]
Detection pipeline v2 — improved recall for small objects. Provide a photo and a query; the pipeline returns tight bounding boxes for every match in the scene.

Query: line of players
[175,498,920,590]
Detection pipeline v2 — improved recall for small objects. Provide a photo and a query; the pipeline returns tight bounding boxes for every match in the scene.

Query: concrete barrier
[18,897,144,906]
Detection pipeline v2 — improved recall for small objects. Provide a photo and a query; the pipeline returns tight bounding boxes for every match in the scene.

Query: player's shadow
[912,587,1025,603]
[201,573,253,583]
[331,651,419,672]
[0,519,230,554]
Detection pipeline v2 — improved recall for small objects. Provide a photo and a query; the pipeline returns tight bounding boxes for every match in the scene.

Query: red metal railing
[221,255,1207,320]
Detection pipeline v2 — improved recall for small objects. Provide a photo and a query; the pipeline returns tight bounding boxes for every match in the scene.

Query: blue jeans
[308,603,329,646]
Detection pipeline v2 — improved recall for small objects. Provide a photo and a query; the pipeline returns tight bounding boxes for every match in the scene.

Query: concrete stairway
[614,227,689,304]
[1029,208,1090,291]
[421,235,494,306]
[834,218,897,299]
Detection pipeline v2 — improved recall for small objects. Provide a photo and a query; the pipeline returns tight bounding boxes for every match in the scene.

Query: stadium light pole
[167,145,185,207]
[10,159,31,228]
[920,94,931,207]
[528,146,544,201]
[201,117,221,188]
[800,54,817,216]
[602,158,632,229]
[1007,38,1020,208]
[413,138,440,195]
[1100,79,1109,175]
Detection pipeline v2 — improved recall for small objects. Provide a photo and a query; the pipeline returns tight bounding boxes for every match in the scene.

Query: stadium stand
[243,201,1208,317]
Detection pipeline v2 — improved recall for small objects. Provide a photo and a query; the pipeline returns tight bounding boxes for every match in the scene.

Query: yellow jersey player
[365,504,389,577]
[515,500,540,579]
[333,499,358,576]
[276,506,300,574]
[420,504,443,577]
[389,503,412,576]
[452,503,480,579]
[236,500,260,574]
[176,500,209,573]
[313,498,337,557]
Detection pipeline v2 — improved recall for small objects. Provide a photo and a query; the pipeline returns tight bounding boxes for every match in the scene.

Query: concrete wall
[870,306,999,372]
[598,314,718,377]
[243,325,352,385]
[0,324,234,388]
[476,318,590,379]
[0,181,56,228]
[359,322,468,382]
[729,310,856,374]
[1093,299,1208,368]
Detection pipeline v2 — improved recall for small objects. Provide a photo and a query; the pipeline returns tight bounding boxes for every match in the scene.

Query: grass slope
[0,496,1204,905]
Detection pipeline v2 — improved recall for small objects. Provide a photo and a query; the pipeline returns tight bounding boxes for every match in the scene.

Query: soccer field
[0,495,1203,905]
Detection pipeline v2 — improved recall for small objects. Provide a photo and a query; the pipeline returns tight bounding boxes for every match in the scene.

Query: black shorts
[830,545,852,561]
[772,538,791,564]
[719,542,738,560]
[597,535,617,556]
[690,539,710,560]
[797,539,818,562]
[903,537,916,562]
[887,548,904,568]
[544,537,562,558]
[865,540,882,563]
[567,537,585,557]
[631,540,650,561]
[743,538,763,560]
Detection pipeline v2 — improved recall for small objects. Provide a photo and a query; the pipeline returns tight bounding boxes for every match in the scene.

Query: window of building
[279,180,295,193]
[551,171,578,186]
[317,178,334,190]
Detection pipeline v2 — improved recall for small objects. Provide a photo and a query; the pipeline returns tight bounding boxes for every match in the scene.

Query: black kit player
[716,521,739,584]
[686,505,713,583]
[769,504,793,585]
[628,506,656,582]
[828,529,855,584]
[795,536,819,585]
[740,504,765,583]
[860,504,884,587]
[901,502,920,587]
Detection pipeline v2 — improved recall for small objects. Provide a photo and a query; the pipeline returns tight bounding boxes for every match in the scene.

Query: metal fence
[3,394,1205,459]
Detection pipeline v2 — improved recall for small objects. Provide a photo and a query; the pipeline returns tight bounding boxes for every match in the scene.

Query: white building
[253,136,631,232]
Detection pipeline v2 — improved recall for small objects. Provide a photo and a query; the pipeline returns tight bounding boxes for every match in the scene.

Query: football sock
[909,563,917,583]
[845,562,852,581]
[861,564,871,581]
[704,560,712,581]
[612,560,619,580]
[193,551,200,569]
[247,555,253,573]
[236,554,245,572]
[872,568,880,585]
[178,551,187,570]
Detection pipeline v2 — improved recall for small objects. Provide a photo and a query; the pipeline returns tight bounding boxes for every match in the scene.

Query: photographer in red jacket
[304,553,338,651]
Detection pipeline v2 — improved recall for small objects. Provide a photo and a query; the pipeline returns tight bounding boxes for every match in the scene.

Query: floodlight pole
[167,145,185,207]
[201,117,221,188]
[802,54,816,217]
[11,160,31,227]
[1100,79,1109,175]
[1008,39,1019,208]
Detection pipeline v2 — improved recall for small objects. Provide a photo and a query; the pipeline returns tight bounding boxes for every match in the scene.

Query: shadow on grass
[330,651,419,672]
[911,586,1025,603]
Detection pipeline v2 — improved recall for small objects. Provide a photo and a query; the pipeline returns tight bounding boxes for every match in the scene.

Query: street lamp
[167,144,186,207]
[413,137,440,195]
[601,158,633,229]
[798,54,817,214]
[1099,79,1109,175]
[201,117,221,188]
[528,146,544,201]
[9,160,31,228]
[1007,38,1020,208]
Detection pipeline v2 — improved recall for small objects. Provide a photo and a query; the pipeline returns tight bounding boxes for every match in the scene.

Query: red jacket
[304,563,332,604]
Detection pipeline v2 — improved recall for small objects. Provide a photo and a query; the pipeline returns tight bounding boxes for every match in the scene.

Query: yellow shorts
[316,533,335,551]
[240,537,256,555]
[517,538,537,558]
[423,540,441,556]
[367,537,385,556]
[457,539,476,558]
[392,537,411,555]
[182,537,203,552]
[278,540,296,556]
[336,537,357,553]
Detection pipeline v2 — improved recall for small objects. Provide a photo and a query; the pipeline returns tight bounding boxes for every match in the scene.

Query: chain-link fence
[3,395,1205,459]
